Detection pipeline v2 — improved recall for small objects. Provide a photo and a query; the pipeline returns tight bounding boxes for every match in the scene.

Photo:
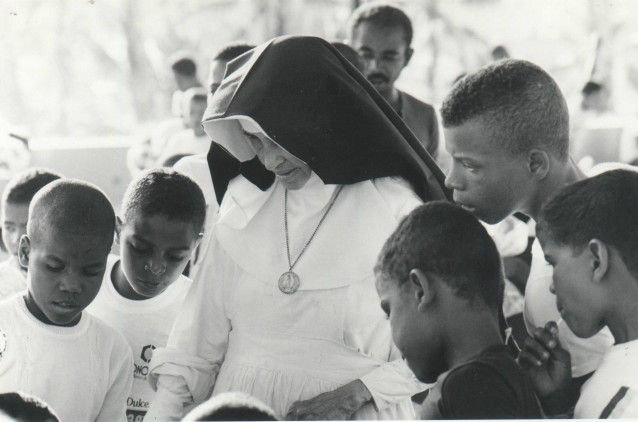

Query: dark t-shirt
[420,345,542,419]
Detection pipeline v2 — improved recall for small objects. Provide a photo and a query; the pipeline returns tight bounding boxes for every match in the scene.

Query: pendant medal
[279,271,300,294]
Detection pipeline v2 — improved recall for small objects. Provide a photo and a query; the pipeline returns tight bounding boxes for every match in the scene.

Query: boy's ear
[18,235,31,268]
[403,47,414,67]
[114,216,123,244]
[194,232,204,249]
[588,239,609,283]
[527,149,550,180]
[409,268,436,312]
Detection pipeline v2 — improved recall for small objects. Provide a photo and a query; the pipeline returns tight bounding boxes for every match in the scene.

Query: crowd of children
[1,1,638,421]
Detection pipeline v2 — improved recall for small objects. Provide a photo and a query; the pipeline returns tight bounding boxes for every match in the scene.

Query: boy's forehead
[0,201,29,221]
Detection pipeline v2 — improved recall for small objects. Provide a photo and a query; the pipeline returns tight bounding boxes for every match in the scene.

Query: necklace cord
[284,185,344,271]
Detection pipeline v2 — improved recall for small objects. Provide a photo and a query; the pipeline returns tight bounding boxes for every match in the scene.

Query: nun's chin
[277,168,312,190]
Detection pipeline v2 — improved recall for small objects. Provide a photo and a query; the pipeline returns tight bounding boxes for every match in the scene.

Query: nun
[146,35,449,421]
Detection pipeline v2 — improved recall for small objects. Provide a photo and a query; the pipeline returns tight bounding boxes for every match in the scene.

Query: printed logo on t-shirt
[0,328,6,360]
[141,344,155,363]
[133,344,156,380]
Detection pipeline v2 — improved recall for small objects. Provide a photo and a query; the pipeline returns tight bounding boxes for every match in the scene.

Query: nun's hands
[285,379,372,420]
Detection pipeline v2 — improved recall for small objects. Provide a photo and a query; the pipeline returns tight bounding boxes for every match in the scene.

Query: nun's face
[242,129,312,190]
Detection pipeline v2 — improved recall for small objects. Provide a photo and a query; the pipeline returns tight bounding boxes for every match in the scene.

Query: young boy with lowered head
[519,169,638,418]
[0,168,61,300]
[0,179,133,422]
[374,201,541,419]
[87,168,204,420]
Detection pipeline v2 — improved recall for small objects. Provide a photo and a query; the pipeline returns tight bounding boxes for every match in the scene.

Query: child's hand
[518,321,571,398]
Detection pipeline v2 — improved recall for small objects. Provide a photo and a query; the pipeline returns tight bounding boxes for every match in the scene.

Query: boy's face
[186,99,208,135]
[444,118,534,224]
[350,22,411,99]
[540,237,605,338]
[118,213,200,298]
[375,276,441,383]
[1,201,29,257]
[21,229,111,327]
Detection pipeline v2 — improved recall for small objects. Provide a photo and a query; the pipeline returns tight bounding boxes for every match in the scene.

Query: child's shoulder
[83,311,132,356]
[439,345,541,419]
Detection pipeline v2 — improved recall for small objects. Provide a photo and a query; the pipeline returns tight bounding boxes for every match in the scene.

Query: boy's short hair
[183,392,277,421]
[582,80,604,95]
[1,168,62,205]
[182,87,208,109]
[441,59,570,160]
[0,391,60,421]
[347,2,413,47]
[375,201,503,313]
[170,55,197,77]
[120,168,206,234]
[537,169,638,280]
[212,42,255,63]
[27,179,115,244]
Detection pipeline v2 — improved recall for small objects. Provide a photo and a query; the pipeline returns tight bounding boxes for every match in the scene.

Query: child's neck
[606,278,638,344]
[443,309,504,371]
[528,156,585,220]
[111,260,150,301]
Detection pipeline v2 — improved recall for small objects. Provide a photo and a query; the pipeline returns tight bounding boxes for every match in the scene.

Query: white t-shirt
[156,129,210,166]
[173,154,218,282]
[575,338,638,418]
[0,257,26,301]
[87,254,192,420]
[0,293,133,422]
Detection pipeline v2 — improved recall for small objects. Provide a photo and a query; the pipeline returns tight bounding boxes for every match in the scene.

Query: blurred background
[2,0,638,207]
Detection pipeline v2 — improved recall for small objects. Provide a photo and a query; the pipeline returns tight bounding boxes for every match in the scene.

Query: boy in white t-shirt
[88,168,205,420]
[0,168,61,300]
[0,179,133,422]
[157,88,209,166]
[520,169,638,418]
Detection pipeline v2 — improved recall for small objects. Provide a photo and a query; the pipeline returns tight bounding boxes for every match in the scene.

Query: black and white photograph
[1,0,638,420]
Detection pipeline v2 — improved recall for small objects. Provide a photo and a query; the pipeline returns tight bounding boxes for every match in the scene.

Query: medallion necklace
[278,185,344,294]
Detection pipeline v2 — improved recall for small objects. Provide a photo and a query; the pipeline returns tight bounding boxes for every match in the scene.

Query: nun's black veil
[204,35,451,204]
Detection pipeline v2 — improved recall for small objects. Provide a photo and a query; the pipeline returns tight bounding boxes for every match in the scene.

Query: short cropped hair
[2,168,62,205]
[181,86,208,115]
[582,80,604,96]
[537,169,638,280]
[27,179,115,245]
[0,391,60,422]
[212,42,255,63]
[441,59,570,160]
[347,2,413,47]
[375,201,503,312]
[120,168,206,234]
[171,56,197,77]
[183,392,277,421]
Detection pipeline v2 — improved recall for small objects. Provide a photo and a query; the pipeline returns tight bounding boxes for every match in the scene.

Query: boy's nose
[60,276,83,294]
[144,260,166,276]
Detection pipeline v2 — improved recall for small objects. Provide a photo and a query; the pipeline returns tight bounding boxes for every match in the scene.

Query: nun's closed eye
[242,130,264,152]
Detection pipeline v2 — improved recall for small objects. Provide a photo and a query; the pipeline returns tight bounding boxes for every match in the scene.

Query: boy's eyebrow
[131,234,192,252]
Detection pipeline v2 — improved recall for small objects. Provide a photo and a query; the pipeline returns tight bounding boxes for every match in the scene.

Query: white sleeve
[360,358,427,411]
[95,339,133,422]
[146,235,234,419]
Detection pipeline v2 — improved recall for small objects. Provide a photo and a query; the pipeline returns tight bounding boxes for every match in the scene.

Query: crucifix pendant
[279,271,300,294]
